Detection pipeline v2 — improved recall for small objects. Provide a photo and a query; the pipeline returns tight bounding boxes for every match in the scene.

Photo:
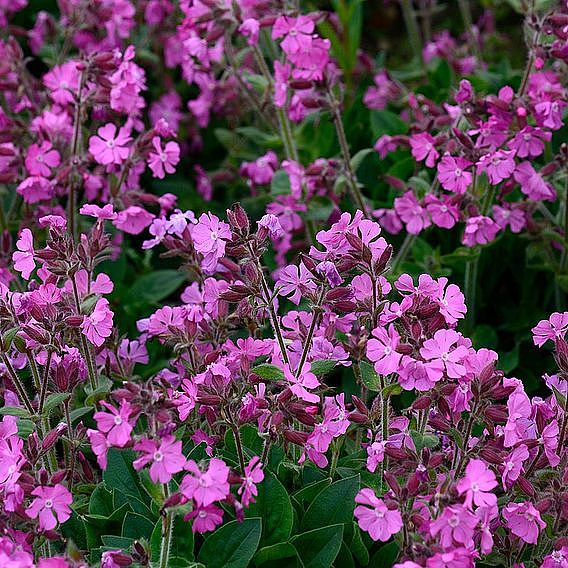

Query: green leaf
[247,471,294,547]
[309,359,338,377]
[409,430,439,453]
[369,541,400,568]
[370,110,408,137]
[499,344,520,374]
[0,406,31,418]
[291,524,344,568]
[43,392,70,414]
[382,383,402,398]
[17,419,35,437]
[89,485,114,517]
[301,474,360,531]
[122,511,154,540]
[85,376,113,406]
[350,523,369,566]
[69,406,93,423]
[101,535,133,550]
[128,270,186,304]
[103,449,153,517]
[351,148,373,172]
[271,170,291,196]
[198,518,262,568]
[360,361,381,392]
[254,543,299,567]
[251,364,285,381]
[292,478,332,508]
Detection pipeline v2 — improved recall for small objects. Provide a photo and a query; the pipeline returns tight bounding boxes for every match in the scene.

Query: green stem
[391,233,416,273]
[231,424,246,474]
[464,254,479,333]
[0,353,34,414]
[159,484,174,568]
[37,350,53,415]
[398,0,423,61]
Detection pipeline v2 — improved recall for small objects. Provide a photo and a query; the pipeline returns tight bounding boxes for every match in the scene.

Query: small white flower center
[154,451,163,462]
[45,499,53,509]
[114,416,123,425]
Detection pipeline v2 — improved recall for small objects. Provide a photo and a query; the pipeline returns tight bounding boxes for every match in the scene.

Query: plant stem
[0,353,34,414]
[231,424,246,474]
[327,91,368,217]
[159,484,174,568]
[391,233,416,273]
[457,0,481,60]
[464,254,479,333]
[398,0,423,61]
[37,350,53,415]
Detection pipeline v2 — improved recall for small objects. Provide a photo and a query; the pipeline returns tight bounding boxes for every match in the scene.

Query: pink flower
[541,547,568,568]
[181,458,230,506]
[394,192,431,235]
[420,329,468,381]
[81,298,114,347]
[455,79,473,103]
[272,15,314,55]
[514,162,556,201]
[509,126,550,158]
[238,18,260,46]
[147,137,180,179]
[532,312,568,347]
[192,213,231,272]
[273,61,290,109]
[425,548,478,568]
[541,420,560,467]
[185,503,224,533]
[277,262,316,305]
[25,141,60,177]
[363,71,399,110]
[93,400,134,447]
[501,444,529,489]
[425,195,459,229]
[258,214,284,239]
[430,504,478,549]
[435,278,467,324]
[476,150,515,185]
[240,151,279,186]
[456,459,497,509]
[12,229,35,280]
[174,378,197,421]
[87,428,111,470]
[437,155,473,194]
[80,203,117,221]
[354,488,403,541]
[503,501,546,544]
[410,133,439,167]
[43,61,80,105]
[284,362,321,404]
[26,484,72,530]
[493,204,526,233]
[89,124,132,166]
[17,176,53,203]
[238,456,264,506]
[113,206,155,235]
[133,436,186,484]
[367,325,402,375]
[462,216,499,247]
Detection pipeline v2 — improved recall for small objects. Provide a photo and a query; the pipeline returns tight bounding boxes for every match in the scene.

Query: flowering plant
[0,1,567,568]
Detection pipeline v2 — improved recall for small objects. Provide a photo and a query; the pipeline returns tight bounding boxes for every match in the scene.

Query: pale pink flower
[12,229,35,280]
[284,362,320,404]
[113,206,155,235]
[26,484,72,530]
[354,488,403,541]
[367,325,402,375]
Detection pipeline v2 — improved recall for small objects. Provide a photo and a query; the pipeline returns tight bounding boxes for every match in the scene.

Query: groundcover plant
[0,0,567,567]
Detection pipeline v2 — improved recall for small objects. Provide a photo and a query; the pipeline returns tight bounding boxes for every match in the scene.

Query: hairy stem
[159,484,174,568]
[1,353,34,414]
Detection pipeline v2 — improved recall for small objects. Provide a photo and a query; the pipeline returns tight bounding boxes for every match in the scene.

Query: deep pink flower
[455,79,473,103]
[430,504,478,549]
[354,488,403,541]
[133,436,186,483]
[456,459,497,509]
[25,141,60,177]
[509,126,550,158]
[181,458,230,506]
[81,298,114,347]
[493,204,526,233]
[277,262,316,305]
[420,329,468,381]
[192,213,231,272]
[80,203,117,221]
[410,133,439,167]
[113,206,155,235]
[435,278,467,324]
[258,214,284,239]
[284,362,321,403]
[87,428,111,470]
[437,155,473,194]
[148,137,180,179]
[272,15,314,55]
[12,229,35,280]
[514,162,556,201]
[532,312,568,347]
[273,61,290,109]
[541,546,568,568]
[476,150,515,185]
[241,151,279,186]
[185,503,224,533]
[89,124,132,166]
[239,18,260,46]
[26,484,72,530]
[462,216,499,247]
[367,325,402,375]
[43,61,80,105]
[238,456,264,506]
[501,444,529,489]
[16,176,53,203]
[503,501,546,544]
[425,548,478,568]
[174,378,197,421]
[425,195,459,229]
[93,400,134,448]
[394,192,431,235]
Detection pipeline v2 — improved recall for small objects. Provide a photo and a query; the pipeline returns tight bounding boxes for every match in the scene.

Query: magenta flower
[238,456,264,507]
[16,176,53,204]
[455,79,473,103]
[284,362,321,404]
[456,459,497,509]
[410,132,440,167]
[43,61,80,105]
[12,228,35,280]
[394,192,431,235]
[425,548,478,568]
[240,151,279,186]
[425,195,459,229]
[26,484,72,530]
[238,18,260,46]
[113,206,155,235]
[192,213,231,271]
[87,428,111,470]
[435,278,467,325]
[503,501,546,544]
[25,141,60,177]
[272,15,314,55]
[476,150,515,185]
[93,400,134,448]
[273,61,290,109]
[462,216,499,247]
[493,204,526,234]
[541,547,568,568]
[541,420,560,467]
[514,162,556,201]
[509,126,550,158]
[89,124,132,166]
[501,444,529,489]
[258,214,284,239]
[81,298,114,347]
[133,436,186,484]
[180,458,230,506]
[420,329,468,381]
[174,378,197,421]
[532,312,568,347]
[354,488,403,541]
[277,262,316,305]
[437,155,473,194]
[430,504,478,549]
[185,503,224,534]
[147,137,180,179]
[80,203,117,221]
[367,324,402,375]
